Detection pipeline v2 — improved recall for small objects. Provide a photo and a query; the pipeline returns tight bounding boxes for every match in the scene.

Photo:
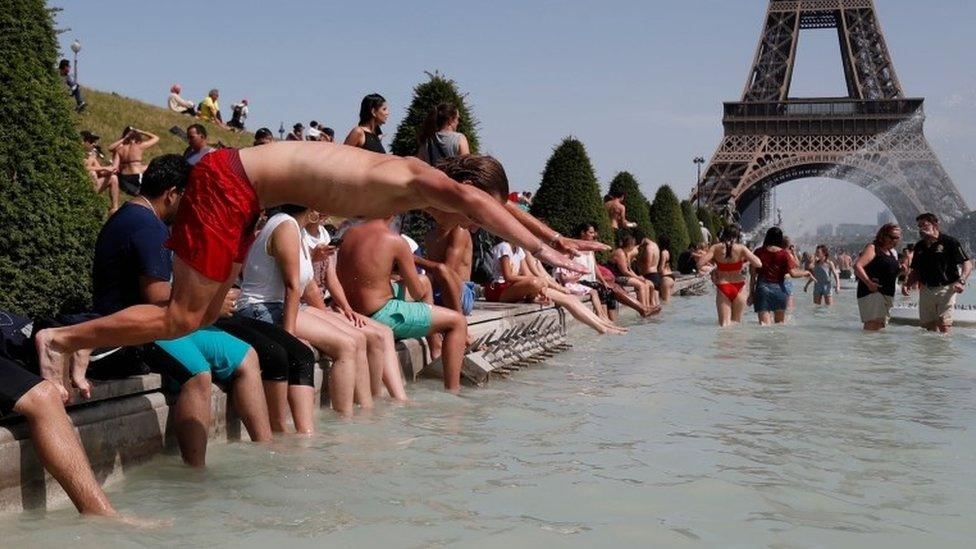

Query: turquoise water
[3,288,976,548]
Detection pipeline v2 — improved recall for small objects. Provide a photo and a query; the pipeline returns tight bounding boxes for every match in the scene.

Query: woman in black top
[344,93,388,154]
[854,223,902,331]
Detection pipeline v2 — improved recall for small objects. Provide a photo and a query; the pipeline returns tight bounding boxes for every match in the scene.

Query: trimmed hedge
[682,200,703,245]
[608,171,655,240]
[0,0,104,316]
[649,185,690,262]
[391,71,480,157]
[530,138,612,244]
[392,72,481,242]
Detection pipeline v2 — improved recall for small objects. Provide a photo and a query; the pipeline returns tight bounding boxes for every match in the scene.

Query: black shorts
[0,356,42,416]
[643,272,663,288]
[118,173,141,195]
[579,280,618,310]
[216,315,316,387]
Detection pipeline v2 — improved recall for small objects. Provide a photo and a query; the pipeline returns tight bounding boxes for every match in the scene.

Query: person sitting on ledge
[485,239,626,335]
[571,222,657,319]
[606,233,654,311]
[337,217,468,392]
[1,317,116,517]
[85,154,272,465]
[33,145,586,398]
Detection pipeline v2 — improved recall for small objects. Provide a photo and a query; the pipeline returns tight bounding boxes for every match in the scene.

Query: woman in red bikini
[697,224,762,327]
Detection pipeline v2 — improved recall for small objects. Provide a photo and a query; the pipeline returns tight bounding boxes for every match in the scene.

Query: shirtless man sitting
[603,190,636,230]
[424,219,475,316]
[36,145,586,398]
[634,230,661,306]
[337,218,468,391]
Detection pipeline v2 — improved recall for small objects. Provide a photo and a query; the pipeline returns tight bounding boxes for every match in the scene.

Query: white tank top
[237,213,314,307]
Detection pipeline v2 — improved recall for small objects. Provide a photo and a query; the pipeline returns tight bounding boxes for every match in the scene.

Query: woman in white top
[236,205,395,416]
[416,102,470,165]
[485,241,626,335]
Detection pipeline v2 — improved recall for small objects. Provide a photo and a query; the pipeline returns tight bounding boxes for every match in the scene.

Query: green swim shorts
[371,297,433,340]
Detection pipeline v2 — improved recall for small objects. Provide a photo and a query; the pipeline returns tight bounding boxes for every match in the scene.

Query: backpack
[470,229,497,285]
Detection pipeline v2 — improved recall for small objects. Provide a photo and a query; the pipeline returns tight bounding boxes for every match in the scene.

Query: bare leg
[36,258,233,393]
[498,278,545,303]
[358,317,407,400]
[544,289,626,335]
[716,292,733,327]
[758,311,773,326]
[774,310,787,324]
[588,289,608,321]
[299,308,373,410]
[262,380,290,433]
[428,305,467,392]
[731,289,748,324]
[293,314,362,416]
[229,350,272,442]
[174,373,212,467]
[13,381,116,515]
[611,285,654,317]
[660,277,674,303]
[288,385,316,434]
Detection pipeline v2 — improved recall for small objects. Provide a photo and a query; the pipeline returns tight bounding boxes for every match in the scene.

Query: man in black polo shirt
[904,213,973,332]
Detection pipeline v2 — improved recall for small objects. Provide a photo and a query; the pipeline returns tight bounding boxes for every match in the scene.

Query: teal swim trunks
[371,297,433,340]
[152,327,250,385]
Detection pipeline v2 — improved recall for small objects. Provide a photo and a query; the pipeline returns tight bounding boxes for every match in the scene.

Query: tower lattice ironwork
[691,0,968,229]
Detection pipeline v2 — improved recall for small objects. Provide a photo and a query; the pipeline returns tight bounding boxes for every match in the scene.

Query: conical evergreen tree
[649,185,691,263]
[681,200,703,245]
[392,72,481,241]
[608,171,655,240]
[391,71,480,157]
[530,138,612,242]
[0,1,104,316]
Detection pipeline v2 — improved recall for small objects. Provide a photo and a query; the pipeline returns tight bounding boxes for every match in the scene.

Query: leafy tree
[649,185,690,263]
[392,71,481,241]
[0,0,104,316]
[681,200,703,245]
[608,171,654,240]
[530,138,613,243]
[391,71,480,157]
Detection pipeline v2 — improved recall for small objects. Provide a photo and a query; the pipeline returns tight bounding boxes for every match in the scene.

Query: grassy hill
[76,87,254,160]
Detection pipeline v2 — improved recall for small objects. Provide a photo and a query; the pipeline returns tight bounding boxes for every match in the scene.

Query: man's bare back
[336,219,412,315]
[638,239,660,274]
[424,224,473,281]
[605,199,626,230]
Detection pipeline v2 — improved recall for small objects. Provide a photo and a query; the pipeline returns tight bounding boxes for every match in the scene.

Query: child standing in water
[804,245,840,306]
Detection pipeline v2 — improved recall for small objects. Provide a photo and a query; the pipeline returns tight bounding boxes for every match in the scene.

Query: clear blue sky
[56,1,976,231]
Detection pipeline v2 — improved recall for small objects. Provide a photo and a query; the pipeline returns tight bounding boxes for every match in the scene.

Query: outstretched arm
[504,202,610,255]
[412,170,586,273]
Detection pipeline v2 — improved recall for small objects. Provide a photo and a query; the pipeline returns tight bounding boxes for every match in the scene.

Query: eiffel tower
[692,0,968,229]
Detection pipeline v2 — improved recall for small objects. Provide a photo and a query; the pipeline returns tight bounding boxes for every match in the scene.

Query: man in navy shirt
[86,155,271,466]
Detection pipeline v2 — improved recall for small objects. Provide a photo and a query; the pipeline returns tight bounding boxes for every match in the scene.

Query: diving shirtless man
[36,144,588,399]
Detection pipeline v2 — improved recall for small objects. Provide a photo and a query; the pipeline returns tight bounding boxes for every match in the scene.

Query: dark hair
[434,155,509,201]
[140,154,190,198]
[322,127,335,139]
[254,127,274,141]
[873,223,900,247]
[905,243,914,251]
[358,93,386,127]
[815,244,830,259]
[916,212,939,226]
[417,103,459,144]
[618,232,636,248]
[609,189,625,199]
[58,59,70,69]
[762,226,785,248]
[719,224,741,259]
[187,123,207,138]
[270,204,309,217]
[309,121,319,128]
[573,222,597,238]
[632,228,646,243]
[658,234,672,252]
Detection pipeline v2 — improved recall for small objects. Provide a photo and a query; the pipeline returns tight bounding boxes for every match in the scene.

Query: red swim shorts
[166,148,261,282]
[483,281,513,302]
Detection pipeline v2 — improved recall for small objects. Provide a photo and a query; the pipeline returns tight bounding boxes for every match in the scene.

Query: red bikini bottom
[716,281,746,301]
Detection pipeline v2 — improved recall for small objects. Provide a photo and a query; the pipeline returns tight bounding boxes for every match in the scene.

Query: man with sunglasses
[903,213,972,333]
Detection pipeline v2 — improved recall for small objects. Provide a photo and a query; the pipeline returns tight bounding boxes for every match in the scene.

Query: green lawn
[74,87,254,160]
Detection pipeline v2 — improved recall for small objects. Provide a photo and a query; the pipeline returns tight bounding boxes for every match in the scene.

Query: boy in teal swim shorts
[337,218,468,392]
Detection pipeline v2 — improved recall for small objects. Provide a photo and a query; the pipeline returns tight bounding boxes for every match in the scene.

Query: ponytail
[417,102,459,145]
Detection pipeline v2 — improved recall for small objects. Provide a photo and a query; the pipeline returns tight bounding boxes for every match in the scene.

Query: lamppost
[70,39,82,82]
[278,122,285,141]
[693,156,705,208]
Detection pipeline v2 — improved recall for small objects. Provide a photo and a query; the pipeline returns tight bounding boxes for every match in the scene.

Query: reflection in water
[3,292,976,547]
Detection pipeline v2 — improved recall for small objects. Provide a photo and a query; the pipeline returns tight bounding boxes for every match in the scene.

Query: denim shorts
[754,280,790,313]
[237,301,285,326]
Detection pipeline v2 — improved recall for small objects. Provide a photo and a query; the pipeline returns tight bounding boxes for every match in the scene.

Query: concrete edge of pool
[0,276,707,514]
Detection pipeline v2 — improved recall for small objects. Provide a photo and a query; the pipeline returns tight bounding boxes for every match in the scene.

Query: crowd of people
[695,216,971,331]
[14,74,973,524]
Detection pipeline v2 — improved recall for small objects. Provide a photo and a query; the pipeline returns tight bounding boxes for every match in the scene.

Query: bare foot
[92,513,173,529]
[642,305,662,317]
[35,328,70,404]
[70,349,93,399]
